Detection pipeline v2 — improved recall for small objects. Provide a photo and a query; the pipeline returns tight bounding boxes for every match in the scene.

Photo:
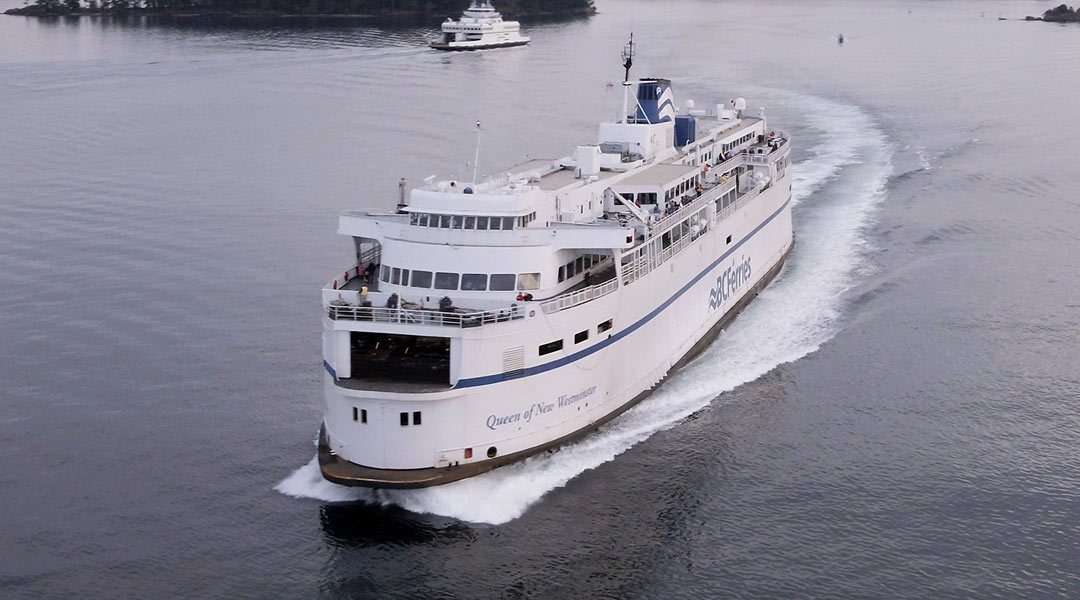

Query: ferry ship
[318,43,794,488]
[430,1,529,51]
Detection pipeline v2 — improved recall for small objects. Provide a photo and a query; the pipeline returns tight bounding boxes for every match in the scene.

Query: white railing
[539,278,620,315]
[327,302,525,328]
[622,230,697,286]
[715,187,759,223]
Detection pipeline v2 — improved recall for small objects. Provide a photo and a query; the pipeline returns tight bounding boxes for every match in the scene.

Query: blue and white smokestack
[634,78,675,124]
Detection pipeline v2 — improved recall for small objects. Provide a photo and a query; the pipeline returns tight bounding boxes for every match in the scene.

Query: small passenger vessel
[430,1,529,51]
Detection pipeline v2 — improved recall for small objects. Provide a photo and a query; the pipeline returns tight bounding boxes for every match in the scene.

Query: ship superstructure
[317,50,794,488]
[430,1,530,51]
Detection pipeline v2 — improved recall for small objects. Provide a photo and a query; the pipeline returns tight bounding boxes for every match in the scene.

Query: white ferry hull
[430,38,529,51]
[319,175,793,488]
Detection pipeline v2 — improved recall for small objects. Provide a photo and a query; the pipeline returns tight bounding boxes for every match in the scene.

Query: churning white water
[277,92,893,525]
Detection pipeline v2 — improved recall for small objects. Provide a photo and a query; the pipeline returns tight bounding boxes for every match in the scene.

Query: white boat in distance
[317,40,794,488]
[430,1,529,51]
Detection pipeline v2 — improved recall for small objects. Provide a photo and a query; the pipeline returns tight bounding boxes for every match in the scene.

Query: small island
[4,0,596,19]
[1025,4,1080,23]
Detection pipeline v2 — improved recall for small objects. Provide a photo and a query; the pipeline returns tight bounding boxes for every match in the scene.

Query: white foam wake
[276,92,893,525]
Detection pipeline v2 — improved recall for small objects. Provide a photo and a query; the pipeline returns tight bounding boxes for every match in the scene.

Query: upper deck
[324,78,791,333]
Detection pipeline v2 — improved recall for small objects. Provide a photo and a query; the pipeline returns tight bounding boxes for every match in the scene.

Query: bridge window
[435,272,459,290]
[517,273,540,291]
[411,270,432,288]
[490,274,516,291]
[380,265,390,282]
[558,265,566,283]
[477,216,489,230]
[400,412,409,426]
[391,267,401,285]
[412,411,422,426]
[465,216,476,229]
[461,273,487,291]
[539,339,563,356]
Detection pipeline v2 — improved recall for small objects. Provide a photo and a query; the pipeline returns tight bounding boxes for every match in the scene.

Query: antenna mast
[471,120,482,184]
[620,33,635,124]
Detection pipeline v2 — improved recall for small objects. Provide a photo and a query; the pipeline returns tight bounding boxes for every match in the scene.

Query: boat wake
[276,92,893,525]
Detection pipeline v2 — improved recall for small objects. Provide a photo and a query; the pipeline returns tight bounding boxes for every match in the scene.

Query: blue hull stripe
[324,360,337,379]
[454,195,792,389]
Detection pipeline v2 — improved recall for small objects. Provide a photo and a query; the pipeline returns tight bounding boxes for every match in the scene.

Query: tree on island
[1027,4,1080,22]
[1044,4,1080,21]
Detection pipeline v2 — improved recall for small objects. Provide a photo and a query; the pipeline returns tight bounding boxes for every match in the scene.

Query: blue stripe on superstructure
[324,360,337,379]
[657,98,675,116]
[454,195,792,389]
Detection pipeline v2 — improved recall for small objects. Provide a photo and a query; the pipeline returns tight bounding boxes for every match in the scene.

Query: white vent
[502,346,525,378]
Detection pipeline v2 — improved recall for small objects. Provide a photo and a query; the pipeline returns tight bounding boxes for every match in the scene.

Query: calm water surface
[2,1,1079,598]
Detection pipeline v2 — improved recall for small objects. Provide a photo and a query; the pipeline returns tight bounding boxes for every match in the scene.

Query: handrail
[539,278,619,315]
[327,303,525,328]
[325,244,382,290]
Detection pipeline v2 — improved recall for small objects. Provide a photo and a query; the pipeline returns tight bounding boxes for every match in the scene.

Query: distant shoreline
[5,3,596,21]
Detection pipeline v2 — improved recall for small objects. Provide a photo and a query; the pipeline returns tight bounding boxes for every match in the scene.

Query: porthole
[487,446,498,458]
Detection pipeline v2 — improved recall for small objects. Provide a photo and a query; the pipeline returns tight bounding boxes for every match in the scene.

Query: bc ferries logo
[708,257,752,311]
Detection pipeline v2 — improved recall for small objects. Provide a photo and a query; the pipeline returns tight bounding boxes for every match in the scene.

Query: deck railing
[539,278,620,315]
[326,245,382,291]
[327,303,525,328]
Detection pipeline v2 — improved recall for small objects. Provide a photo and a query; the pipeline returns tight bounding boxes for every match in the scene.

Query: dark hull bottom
[319,240,794,489]
[429,41,529,51]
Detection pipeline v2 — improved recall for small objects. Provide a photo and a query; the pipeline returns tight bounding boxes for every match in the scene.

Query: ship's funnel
[633,78,674,124]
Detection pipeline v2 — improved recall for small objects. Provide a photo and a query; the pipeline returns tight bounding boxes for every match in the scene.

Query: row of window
[623,192,658,205]
[665,175,702,201]
[721,133,755,157]
[408,212,537,230]
[715,188,738,212]
[379,265,541,291]
[660,208,710,250]
[538,319,614,356]
[557,254,609,283]
[351,407,423,427]
[622,206,711,284]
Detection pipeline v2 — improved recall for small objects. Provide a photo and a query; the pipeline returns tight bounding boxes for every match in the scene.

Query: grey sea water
[2,0,1079,598]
